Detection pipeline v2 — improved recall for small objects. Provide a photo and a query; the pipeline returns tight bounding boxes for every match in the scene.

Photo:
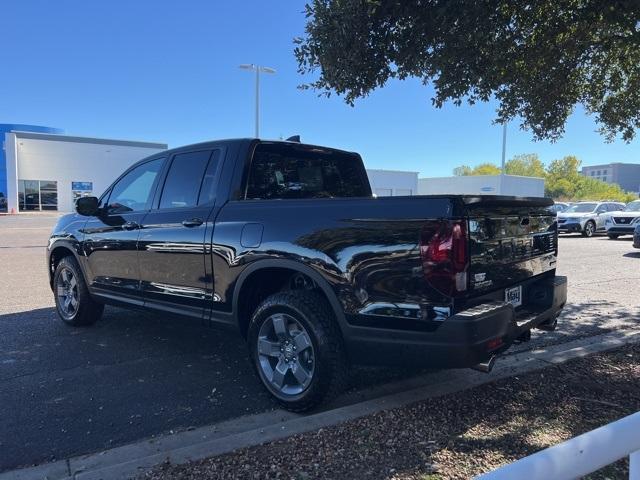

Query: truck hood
[608,211,640,218]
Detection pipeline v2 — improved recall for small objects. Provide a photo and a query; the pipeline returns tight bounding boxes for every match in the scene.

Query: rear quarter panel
[210,196,456,321]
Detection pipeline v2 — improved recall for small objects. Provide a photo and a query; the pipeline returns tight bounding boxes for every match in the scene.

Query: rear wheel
[582,221,595,237]
[247,291,347,412]
[53,256,104,326]
[607,233,619,239]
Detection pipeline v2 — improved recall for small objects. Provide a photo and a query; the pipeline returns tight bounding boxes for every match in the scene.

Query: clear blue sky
[1,0,638,177]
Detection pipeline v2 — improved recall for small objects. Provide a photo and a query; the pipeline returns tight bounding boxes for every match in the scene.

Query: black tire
[607,234,619,239]
[247,290,348,412]
[582,221,596,237]
[53,256,104,326]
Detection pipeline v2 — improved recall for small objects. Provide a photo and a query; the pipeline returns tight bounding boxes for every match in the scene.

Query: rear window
[245,143,371,200]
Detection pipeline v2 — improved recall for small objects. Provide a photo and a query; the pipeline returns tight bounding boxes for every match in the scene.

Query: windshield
[565,203,597,213]
[625,201,640,212]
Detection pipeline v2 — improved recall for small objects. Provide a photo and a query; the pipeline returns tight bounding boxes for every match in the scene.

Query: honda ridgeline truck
[47,139,567,411]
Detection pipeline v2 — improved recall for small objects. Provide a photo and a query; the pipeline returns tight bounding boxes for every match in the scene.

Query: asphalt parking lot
[1,215,639,473]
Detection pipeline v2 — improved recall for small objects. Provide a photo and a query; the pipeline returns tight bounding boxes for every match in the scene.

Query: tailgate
[463,196,557,294]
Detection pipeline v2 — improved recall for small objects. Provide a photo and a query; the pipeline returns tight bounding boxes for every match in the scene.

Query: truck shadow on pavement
[0,305,425,472]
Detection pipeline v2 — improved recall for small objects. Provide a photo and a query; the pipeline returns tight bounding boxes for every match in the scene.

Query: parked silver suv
[604,200,640,239]
[557,201,626,237]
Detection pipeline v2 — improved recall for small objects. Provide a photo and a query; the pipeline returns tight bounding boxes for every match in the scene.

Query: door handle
[182,218,204,228]
[122,221,140,230]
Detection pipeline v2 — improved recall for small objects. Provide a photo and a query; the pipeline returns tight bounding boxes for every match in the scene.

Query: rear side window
[197,150,221,205]
[159,150,212,209]
[245,143,371,200]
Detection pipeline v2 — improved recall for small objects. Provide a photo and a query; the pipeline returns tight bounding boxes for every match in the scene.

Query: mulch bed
[145,343,640,480]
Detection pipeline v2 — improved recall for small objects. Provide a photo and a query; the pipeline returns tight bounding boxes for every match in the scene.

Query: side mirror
[75,196,100,216]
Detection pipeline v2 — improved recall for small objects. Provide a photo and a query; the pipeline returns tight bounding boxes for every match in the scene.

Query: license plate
[505,285,522,308]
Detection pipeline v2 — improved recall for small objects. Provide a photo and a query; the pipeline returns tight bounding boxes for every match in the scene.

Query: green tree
[452,163,502,176]
[545,178,576,200]
[473,163,502,176]
[504,154,546,178]
[453,165,472,176]
[295,1,640,141]
[546,156,582,180]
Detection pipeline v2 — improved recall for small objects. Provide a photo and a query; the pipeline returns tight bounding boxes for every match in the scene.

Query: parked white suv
[604,200,640,239]
[557,201,626,237]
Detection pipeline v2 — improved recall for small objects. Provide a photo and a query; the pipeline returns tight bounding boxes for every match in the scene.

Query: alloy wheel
[256,313,315,396]
[585,222,594,237]
[57,268,79,318]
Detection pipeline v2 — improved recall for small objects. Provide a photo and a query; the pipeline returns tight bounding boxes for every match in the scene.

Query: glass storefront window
[17,180,58,211]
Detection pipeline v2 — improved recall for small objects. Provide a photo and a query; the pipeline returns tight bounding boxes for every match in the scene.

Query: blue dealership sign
[72,181,93,191]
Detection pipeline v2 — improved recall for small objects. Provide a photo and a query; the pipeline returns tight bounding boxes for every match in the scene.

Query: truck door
[82,157,165,305]
[137,149,222,319]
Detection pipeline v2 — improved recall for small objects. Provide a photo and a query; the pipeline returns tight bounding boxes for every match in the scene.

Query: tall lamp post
[239,64,276,138]
[501,123,507,174]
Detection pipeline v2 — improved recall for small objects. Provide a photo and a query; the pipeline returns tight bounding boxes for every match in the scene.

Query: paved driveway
[1,215,639,472]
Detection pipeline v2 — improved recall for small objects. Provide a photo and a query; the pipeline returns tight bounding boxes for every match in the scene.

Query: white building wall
[366,169,418,197]
[7,134,166,212]
[418,175,545,197]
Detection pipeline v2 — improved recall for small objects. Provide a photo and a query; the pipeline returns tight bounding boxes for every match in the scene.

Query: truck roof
[159,138,357,157]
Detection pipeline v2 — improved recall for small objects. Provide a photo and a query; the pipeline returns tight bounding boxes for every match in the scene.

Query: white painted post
[4,132,19,213]
[477,412,640,480]
[630,450,640,480]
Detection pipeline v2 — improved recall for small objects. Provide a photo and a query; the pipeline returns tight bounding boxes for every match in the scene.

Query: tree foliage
[504,154,547,178]
[454,163,501,176]
[295,1,640,141]
[452,154,637,201]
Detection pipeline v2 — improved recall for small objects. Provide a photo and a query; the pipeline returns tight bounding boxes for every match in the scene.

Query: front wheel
[582,221,596,237]
[53,256,104,326]
[607,233,619,239]
[247,291,348,412]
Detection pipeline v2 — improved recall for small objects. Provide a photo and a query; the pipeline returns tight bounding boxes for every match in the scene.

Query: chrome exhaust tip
[471,355,497,374]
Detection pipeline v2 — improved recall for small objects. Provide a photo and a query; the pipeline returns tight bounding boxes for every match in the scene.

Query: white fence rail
[477,412,640,480]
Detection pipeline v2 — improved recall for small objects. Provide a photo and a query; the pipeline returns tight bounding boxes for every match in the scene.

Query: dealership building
[1,124,167,213]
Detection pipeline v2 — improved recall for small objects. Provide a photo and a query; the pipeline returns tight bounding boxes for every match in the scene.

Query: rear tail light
[419,220,469,296]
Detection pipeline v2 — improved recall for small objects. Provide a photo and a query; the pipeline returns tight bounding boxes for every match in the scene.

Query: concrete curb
[3,328,640,480]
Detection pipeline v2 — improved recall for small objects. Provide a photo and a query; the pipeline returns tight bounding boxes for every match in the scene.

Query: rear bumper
[344,275,568,368]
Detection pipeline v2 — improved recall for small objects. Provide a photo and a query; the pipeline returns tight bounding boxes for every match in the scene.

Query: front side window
[159,150,213,209]
[107,158,164,214]
[246,143,371,200]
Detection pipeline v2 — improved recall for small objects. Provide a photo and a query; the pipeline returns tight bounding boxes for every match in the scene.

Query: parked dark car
[634,224,640,249]
[47,139,567,410]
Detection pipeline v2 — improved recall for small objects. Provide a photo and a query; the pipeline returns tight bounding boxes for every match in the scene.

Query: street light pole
[239,64,276,138]
[500,122,507,195]
[501,123,507,174]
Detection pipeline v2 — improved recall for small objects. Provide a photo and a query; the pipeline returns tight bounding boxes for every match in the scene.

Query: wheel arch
[233,259,347,339]
[48,242,84,289]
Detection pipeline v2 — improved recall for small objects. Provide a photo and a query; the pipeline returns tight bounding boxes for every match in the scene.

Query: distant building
[418,175,545,197]
[2,125,167,213]
[366,169,418,197]
[581,163,640,194]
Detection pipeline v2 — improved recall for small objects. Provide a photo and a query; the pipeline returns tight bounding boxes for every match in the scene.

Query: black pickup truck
[47,139,567,410]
